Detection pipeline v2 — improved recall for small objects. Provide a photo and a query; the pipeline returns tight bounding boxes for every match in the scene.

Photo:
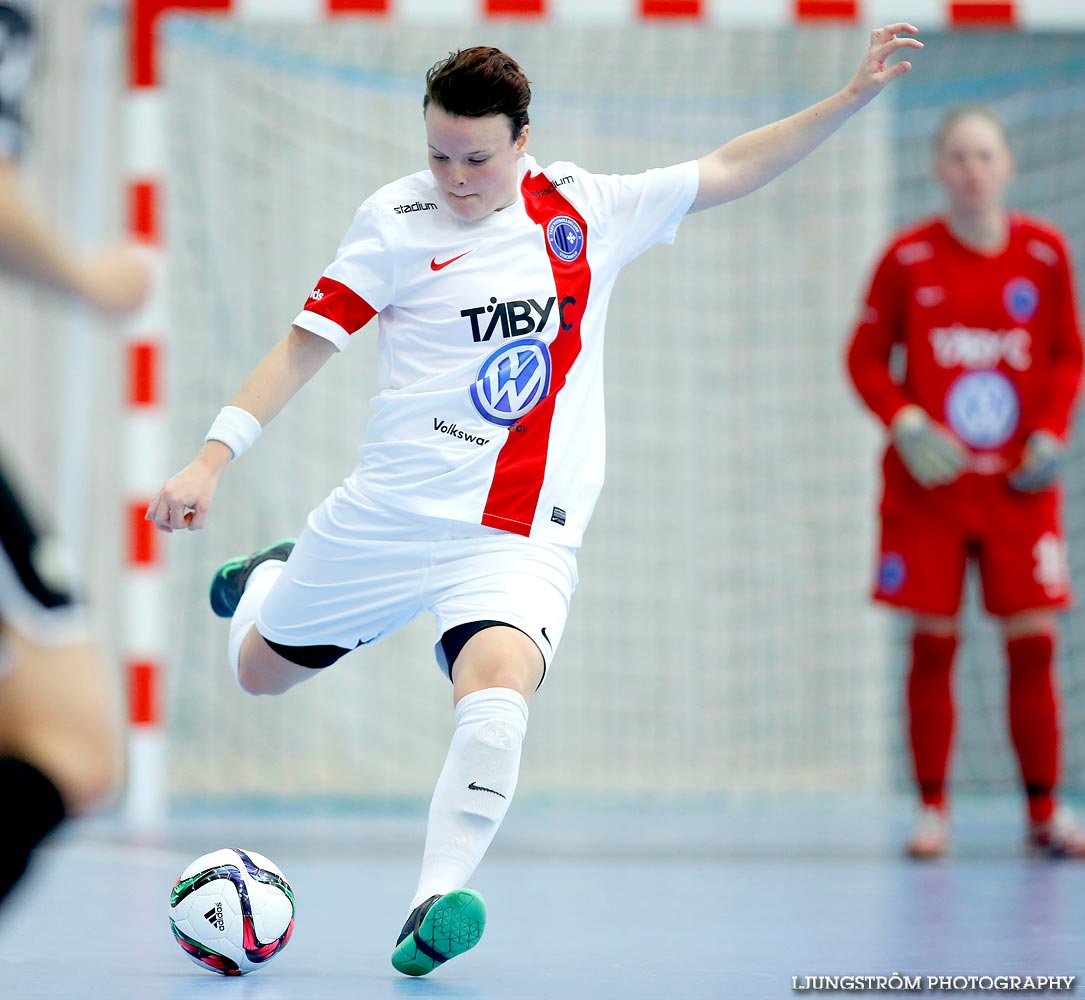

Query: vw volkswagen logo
[470,339,552,426]
[945,371,1020,449]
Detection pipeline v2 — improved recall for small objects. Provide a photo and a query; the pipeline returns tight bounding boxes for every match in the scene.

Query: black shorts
[0,456,89,645]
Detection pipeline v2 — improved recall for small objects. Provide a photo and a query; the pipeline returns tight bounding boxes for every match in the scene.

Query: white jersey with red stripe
[293,153,698,545]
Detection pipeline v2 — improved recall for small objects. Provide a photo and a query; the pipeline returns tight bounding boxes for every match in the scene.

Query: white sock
[409,687,529,910]
[226,559,284,681]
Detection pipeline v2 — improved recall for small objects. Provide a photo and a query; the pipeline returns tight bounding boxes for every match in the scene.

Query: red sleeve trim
[303,276,377,334]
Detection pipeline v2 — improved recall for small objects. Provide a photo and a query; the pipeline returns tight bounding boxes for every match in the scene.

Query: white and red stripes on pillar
[123,0,1085,826]
[121,84,167,827]
[124,3,232,828]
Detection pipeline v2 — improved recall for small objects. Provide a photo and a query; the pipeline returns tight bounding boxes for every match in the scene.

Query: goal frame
[121,0,1084,827]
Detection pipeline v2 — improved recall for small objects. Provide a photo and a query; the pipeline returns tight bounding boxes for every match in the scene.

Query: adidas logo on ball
[203,902,225,932]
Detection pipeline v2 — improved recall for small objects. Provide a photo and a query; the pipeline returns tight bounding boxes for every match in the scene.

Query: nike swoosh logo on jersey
[431,251,471,271]
[541,627,552,649]
[468,781,506,798]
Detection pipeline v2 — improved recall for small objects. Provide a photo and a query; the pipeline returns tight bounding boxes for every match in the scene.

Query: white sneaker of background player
[906,805,949,859]
[1028,806,1085,858]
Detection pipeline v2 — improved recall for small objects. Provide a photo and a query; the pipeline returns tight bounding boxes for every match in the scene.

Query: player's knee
[67,748,123,814]
[450,628,543,701]
[236,656,277,695]
[458,663,537,702]
[912,613,958,637]
[25,728,124,815]
[236,644,303,696]
[1002,609,1058,641]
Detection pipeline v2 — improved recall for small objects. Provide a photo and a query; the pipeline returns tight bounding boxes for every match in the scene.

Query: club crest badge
[878,553,906,595]
[1004,277,1039,324]
[546,216,584,262]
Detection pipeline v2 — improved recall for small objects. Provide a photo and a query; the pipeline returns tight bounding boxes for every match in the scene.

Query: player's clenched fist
[145,442,232,532]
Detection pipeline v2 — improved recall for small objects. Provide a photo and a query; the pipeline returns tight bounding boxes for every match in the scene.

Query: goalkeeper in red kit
[847,105,1085,859]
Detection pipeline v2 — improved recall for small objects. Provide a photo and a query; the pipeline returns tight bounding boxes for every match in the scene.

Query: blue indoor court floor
[2,798,1084,1000]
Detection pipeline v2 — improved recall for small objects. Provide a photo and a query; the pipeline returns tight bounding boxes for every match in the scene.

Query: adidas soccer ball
[169,848,295,976]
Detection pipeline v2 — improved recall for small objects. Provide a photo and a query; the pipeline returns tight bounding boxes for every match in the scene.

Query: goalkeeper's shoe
[209,539,295,618]
[391,889,487,977]
[905,805,949,859]
[1028,807,1085,859]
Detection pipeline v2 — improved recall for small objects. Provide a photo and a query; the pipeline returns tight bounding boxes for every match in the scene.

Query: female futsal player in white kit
[147,27,922,976]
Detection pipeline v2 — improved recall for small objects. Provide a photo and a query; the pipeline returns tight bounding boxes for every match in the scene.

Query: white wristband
[205,406,262,460]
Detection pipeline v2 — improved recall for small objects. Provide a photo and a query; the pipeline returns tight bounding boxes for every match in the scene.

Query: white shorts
[256,479,578,681]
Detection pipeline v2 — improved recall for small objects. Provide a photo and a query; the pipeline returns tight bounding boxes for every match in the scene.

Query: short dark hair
[423,47,531,141]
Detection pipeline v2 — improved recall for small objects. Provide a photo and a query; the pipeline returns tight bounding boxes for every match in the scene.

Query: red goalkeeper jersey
[848,214,1083,506]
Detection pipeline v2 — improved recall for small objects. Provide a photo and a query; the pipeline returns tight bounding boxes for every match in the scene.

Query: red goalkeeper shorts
[873,481,1072,617]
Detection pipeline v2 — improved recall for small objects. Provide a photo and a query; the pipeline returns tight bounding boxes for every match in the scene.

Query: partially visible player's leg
[993,607,1082,856]
[1002,614,1085,857]
[236,628,331,696]
[212,535,356,696]
[983,511,1081,855]
[0,629,122,812]
[905,615,957,858]
[392,538,574,976]
[223,486,429,697]
[210,538,307,694]
[392,626,538,977]
[0,462,122,904]
[908,614,958,815]
[1001,610,1060,829]
[873,506,966,858]
[423,624,540,899]
[908,617,958,811]
[0,629,125,905]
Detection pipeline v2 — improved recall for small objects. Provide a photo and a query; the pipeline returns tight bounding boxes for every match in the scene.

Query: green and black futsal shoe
[390,889,487,977]
[208,539,295,618]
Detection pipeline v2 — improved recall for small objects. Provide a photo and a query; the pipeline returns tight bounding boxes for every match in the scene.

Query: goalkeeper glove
[890,405,968,488]
[1008,430,1064,493]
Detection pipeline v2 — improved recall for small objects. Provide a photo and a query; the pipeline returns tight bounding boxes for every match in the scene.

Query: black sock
[0,756,67,906]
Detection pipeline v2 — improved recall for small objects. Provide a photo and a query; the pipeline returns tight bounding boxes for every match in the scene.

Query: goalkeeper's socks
[0,756,66,906]
[1006,632,1059,825]
[409,688,528,910]
[908,632,957,809]
[227,559,284,681]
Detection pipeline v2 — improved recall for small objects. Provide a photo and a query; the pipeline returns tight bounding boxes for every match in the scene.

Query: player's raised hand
[891,404,967,488]
[145,442,232,532]
[846,24,922,108]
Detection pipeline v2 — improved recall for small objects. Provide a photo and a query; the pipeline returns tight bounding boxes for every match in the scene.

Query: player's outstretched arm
[0,160,150,312]
[146,325,337,532]
[689,24,921,213]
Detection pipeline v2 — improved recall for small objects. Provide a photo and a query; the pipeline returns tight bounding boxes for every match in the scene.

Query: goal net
[159,17,1085,804]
